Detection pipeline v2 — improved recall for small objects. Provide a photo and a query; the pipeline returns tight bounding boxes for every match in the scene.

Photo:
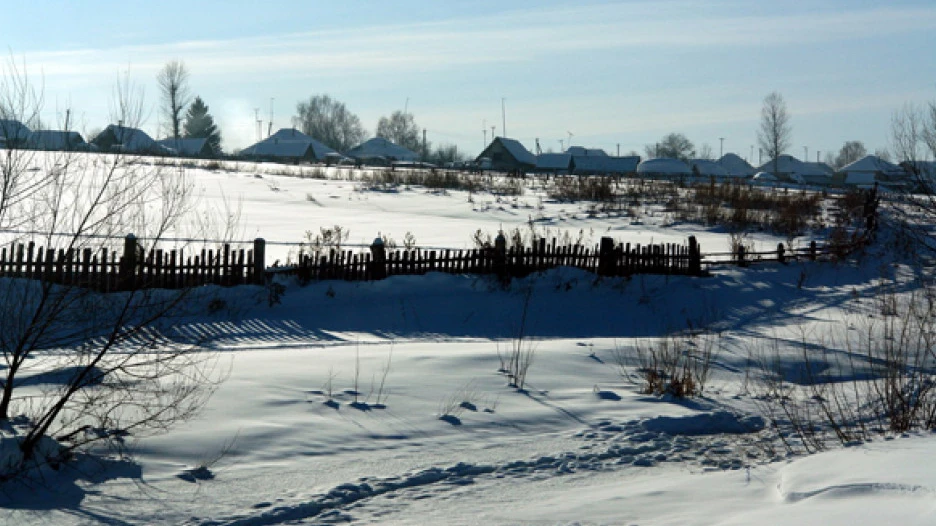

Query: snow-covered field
[3,158,936,525]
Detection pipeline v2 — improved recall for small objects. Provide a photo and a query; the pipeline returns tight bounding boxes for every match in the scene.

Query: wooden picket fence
[0,236,265,292]
[0,226,874,292]
[283,236,703,283]
[701,236,870,267]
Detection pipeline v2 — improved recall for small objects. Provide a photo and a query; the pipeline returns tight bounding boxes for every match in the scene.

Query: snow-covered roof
[843,172,877,186]
[493,137,536,166]
[157,137,212,157]
[241,128,336,160]
[805,162,835,176]
[689,159,729,177]
[757,155,798,174]
[571,155,640,175]
[535,153,572,171]
[26,130,87,150]
[0,119,30,141]
[905,161,936,181]
[717,153,754,177]
[565,146,608,157]
[636,157,692,176]
[757,155,832,179]
[839,155,902,175]
[96,124,167,154]
[346,137,418,162]
[241,140,315,159]
[269,128,312,142]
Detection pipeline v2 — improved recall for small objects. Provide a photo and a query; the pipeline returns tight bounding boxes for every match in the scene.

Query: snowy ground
[2,158,935,525]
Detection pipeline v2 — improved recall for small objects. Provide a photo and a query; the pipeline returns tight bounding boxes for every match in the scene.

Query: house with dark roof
[157,137,218,158]
[0,119,31,148]
[26,130,91,151]
[570,155,640,176]
[835,155,909,189]
[689,159,729,178]
[477,137,536,174]
[565,146,608,157]
[240,128,336,163]
[636,158,692,177]
[900,161,936,191]
[346,137,418,164]
[534,153,572,175]
[717,153,755,178]
[757,155,830,184]
[92,124,170,155]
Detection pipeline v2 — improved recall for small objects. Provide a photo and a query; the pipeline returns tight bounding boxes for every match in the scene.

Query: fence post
[253,238,266,285]
[737,245,747,267]
[120,234,137,290]
[688,236,701,276]
[777,242,786,264]
[370,236,387,280]
[494,231,507,282]
[598,237,615,276]
[864,181,879,233]
[809,240,817,261]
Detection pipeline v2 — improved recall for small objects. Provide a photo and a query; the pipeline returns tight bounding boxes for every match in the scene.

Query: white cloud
[21,3,936,81]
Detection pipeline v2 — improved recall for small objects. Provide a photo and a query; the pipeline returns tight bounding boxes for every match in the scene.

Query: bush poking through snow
[753,280,936,453]
[615,333,721,398]
[177,432,239,483]
[498,286,536,391]
[438,381,496,425]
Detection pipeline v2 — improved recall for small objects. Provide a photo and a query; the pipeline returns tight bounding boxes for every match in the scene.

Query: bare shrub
[497,285,536,390]
[547,176,616,205]
[0,60,230,475]
[753,281,936,453]
[614,333,721,398]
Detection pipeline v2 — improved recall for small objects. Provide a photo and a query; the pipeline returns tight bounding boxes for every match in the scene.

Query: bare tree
[376,111,425,157]
[0,61,227,476]
[834,140,867,168]
[757,92,792,176]
[428,143,464,166]
[890,100,936,255]
[293,95,366,152]
[875,148,892,163]
[644,132,695,161]
[157,60,192,140]
[698,143,715,161]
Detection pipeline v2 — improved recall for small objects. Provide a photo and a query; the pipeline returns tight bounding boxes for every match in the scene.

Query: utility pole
[719,137,725,158]
[491,126,495,140]
[817,151,820,163]
[482,120,487,149]
[254,108,261,142]
[268,98,274,138]
[422,128,427,159]
[617,143,620,157]
[501,98,506,138]
[750,145,754,163]
[803,146,808,162]
[559,139,564,151]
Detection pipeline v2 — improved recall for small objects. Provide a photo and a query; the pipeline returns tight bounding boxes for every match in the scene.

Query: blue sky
[4,0,936,162]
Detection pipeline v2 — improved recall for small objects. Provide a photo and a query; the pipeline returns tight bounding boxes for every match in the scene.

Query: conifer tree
[183,96,221,154]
